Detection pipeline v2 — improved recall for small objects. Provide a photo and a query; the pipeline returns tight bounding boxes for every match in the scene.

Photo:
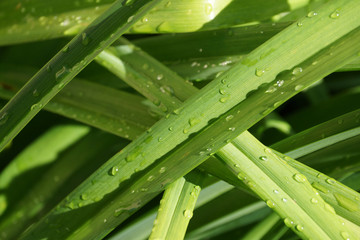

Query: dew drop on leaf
[219,88,227,95]
[255,68,265,77]
[334,193,359,212]
[325,178,336,185]
[307,11,318,18]
[259,156,268,161]
[0,112,9,125]
[204,3,213,15]
[292,67,303,75]
[147,175,155,182]
[295,85,303,91]
[183,209,193,219]
[225,115,233,121]
[341,231,350,240]
[295,224,304,232]
[55,66,69,80]
[159,167,166,173]
[30,103,43,111]
[310,198,318,204]
[266,200,275,208]
[80,193,88,200]
[284,218,294,228]
[293,173,307,183]
[81,32,89,45]
[110,166,119,176]
[330,10,340,19]
[237,172,246,180]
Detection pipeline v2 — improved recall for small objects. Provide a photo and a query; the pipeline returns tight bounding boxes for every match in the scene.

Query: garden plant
[0,0,360,239]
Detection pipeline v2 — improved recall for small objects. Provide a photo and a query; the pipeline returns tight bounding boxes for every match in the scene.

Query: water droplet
[127,15,134,23]
[110,166,119,176]
[259,156,268,161]
[324,203,336,214]
[80,193,88,200]
[225,115,233,121]
[168,127,173,131]
[147,175,155,182]
[295,224,304,232]
[159,167,166,173]
[282,198,288,203]
[55,66,69,80]
[266,200,275,208]
[341,231,350,240]
[295,85,303,91]
[273,189,279,194]
[156,21,172,32]
[160,85,174,96]
[310,198,318,204]
[0,113,9,125]
[307,11,318,18]
[325,178,336,185]
[158,137,164,142]
[219,97,228,103]
[334,193,359,212]
[173,108,182,115]
[292,67,303,75]
[165,1,171,7]
[312,182,329,193]
[297,22,303,27]
[337,119,344,124]
[228,127,235,131]
[284,218,294,228]
[183,128,189,134]
[237,172,246,180]
[219,88,227,95]
[183,209,193,219]
[330,10,340,19]
[221,78,227,84]
[32,89,39,97]
[156,74,163,80]
[204,3,213,15]
[81,32,89,45]
[189,117,200,126]
[276,80,284,87]
[62,46,69,53]
[293,173,307,183]
[265,86,277,93]
[255,68,265,77]
[31,103,43,111]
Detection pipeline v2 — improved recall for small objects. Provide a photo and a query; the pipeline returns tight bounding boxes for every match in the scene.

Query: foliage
[0,0,359,239]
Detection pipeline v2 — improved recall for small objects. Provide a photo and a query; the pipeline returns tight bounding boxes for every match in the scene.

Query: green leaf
[0,0,163,152]
[0,124,89,216]
[217,131,358,239]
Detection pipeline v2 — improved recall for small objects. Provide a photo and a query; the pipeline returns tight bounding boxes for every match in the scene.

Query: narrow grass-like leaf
[149,176,201,240]
[109,179,234,240]
[0,130,126,239]
[0,66,159,140]
[185,201,269,240]
[241,212,281,240]
[273,108,360,159]
[217,131,357,239]
[0,0,162,152]
[282,153,360,226]
[0,124,89,216]
[0,0,290,45]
